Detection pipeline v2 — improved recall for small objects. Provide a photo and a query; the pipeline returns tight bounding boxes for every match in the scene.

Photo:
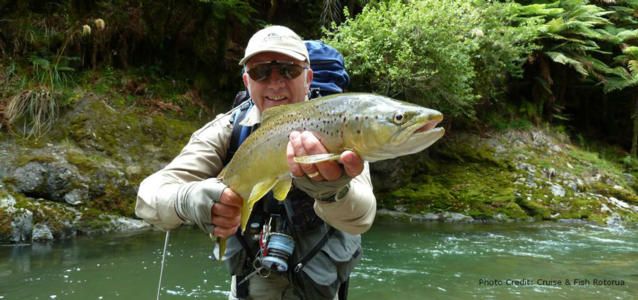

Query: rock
[394,205,408,213]
[2,193,33,242]
[125,165,142,177]
[13,162,47,195]
[526,175,537,188]
[543,167,556,179]
[624,173,635,186]
[566,180,579,192]
[0,193,17,211]
[516,162,536,173]
[12,161,90,205]
[493,213,511,222]
[32,224,54,241]
[11,209,33,243]
[411,213,440,222]
[606,213,624,229]
[607,197,638,212]
[550,145,562,153]
[557,219,588,224]
[375,208,412,221]
[550,184,565,197]
[370,157,418,192]
[109,216,151,232]
[442,212,473,223]
[63,189,87,205]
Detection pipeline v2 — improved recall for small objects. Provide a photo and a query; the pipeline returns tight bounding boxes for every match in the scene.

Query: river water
[1,221,636,299]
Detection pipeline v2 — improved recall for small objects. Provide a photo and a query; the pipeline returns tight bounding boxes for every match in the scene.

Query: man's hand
[211,188,242,238]
[287,131,364,181]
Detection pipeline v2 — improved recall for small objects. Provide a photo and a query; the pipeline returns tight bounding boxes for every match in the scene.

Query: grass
[5,86,59,138]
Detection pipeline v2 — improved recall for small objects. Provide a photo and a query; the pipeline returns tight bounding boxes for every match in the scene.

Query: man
[136,25,376,300]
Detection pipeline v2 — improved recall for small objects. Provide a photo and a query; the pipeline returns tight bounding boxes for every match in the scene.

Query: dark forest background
[1,0,638,158]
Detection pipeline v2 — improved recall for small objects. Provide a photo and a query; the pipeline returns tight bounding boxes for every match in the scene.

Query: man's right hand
[175,178,242,238]
[211,188,242,238]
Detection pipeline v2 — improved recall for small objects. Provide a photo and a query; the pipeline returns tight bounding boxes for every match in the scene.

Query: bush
[325,0,541,121]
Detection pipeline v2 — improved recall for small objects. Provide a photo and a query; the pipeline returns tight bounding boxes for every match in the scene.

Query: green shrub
[325,0,541,121]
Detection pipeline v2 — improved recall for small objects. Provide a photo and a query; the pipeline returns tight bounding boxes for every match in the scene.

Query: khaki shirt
[135,105,376,235]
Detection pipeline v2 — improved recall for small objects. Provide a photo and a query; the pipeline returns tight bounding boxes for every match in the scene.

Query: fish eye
[393,112,406,124]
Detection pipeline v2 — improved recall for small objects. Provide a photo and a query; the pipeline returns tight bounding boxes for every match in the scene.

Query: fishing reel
[259,214,295,272]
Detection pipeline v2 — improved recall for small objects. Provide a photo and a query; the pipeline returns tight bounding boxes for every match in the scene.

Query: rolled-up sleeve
[313,162,376,235]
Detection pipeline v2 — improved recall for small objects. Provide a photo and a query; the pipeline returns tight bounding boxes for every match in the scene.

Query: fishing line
[157,230,170,300]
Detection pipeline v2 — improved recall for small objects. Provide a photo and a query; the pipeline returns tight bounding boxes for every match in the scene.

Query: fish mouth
[414,117,443,134]
[408,113,444,137]
[389,112,444,157]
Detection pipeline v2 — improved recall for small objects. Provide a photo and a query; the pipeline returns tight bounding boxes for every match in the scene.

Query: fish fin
[294,153,341,164]
[272,178,292,201]
[218,168,226,180]
[241,178,277,231]
[213,235,227,261]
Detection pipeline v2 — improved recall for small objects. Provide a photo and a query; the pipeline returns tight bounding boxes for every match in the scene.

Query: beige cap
[239,25,309,65]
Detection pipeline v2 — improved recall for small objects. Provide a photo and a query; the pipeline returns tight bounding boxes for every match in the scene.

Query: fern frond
[584,55,630,78]
[546,51,588,75]
[629,60,638,78]
[622,46,638,57]
[616,29,638,42]
[514,4,563,17]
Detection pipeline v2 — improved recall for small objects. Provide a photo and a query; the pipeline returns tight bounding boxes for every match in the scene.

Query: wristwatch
[319,183,350,202]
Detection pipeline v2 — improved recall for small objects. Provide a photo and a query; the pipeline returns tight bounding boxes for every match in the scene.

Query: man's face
[243,52,313,112]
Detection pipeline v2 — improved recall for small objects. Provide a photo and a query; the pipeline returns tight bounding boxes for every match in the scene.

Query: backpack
[305,40,350,98]
[231,40,350,107]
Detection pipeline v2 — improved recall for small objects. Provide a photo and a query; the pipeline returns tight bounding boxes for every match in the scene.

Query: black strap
[292,226,336,273]
[338,277,350,300]
[225,100,252,165]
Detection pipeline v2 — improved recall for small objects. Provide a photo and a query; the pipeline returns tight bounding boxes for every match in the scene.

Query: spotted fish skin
[216,93,445,257]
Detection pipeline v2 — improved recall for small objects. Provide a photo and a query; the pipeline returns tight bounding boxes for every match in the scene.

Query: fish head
[346,95,445,162]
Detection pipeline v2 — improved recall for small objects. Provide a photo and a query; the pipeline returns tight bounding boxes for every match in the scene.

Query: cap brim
[239,48,307,65]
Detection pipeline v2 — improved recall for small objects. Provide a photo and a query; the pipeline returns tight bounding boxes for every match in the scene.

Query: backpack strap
[292,225,336,273]
[225,99,254,165]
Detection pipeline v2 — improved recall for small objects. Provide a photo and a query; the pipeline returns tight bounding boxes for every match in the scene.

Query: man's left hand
[287,131,364,181]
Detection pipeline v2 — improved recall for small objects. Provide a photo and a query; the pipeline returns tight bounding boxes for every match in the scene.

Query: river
[1,220,636,299]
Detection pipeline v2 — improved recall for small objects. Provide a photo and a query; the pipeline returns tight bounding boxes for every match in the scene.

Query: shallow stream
[1,221,636,299]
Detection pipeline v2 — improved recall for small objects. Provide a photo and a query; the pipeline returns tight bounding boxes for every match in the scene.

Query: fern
[546,51,588,75]
[616,29,638,42]
[623,46,638,57]
[629,60,638,78]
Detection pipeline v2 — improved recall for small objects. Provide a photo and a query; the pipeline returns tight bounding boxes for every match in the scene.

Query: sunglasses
[246,60,307,82]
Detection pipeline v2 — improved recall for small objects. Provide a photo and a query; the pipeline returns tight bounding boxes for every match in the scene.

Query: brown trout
[216,93,444,257]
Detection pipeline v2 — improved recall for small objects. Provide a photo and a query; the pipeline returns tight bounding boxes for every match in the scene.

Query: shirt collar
[239,103,261,127]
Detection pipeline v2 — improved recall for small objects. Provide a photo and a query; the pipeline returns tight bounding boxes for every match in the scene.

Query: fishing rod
[157,230,170,300]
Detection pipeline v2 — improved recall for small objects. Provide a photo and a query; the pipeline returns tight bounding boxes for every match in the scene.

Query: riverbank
[374,128,638,225]
[1,91,638,243]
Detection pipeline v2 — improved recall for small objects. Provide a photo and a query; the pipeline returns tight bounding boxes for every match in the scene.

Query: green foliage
[472,2,543,102]
[197,0,256,24]
[325,1,479,118]
[325,0,542,121]
[30,55,78,88]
